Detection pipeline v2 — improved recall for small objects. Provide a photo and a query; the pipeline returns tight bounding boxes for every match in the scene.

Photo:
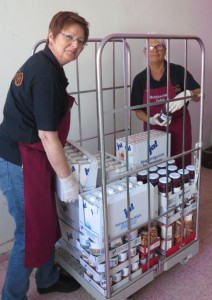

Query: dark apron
[143,81,191,168]
[19,95,74,268]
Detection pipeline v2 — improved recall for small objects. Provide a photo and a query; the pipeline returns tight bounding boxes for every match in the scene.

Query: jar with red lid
[169,172,181,193]
[158,176,172,196]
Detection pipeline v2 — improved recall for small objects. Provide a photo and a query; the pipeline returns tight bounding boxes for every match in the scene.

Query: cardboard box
[56,196,79,231]
[116,130,171,167]
[58,238,81,261]
[58,218,79,247]
[57,218,81,261]
[93,152,137,187]
[159,184,196,210]
[76,237,141,264]
[79,178,158,248]
[56,139,98,201]
[159,202,197,225]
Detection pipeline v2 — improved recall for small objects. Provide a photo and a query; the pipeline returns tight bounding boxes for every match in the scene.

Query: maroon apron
[143,81,192,168]
[19,95,74,268]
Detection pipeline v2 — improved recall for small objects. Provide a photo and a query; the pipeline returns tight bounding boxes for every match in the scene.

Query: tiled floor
[0,166,211,299]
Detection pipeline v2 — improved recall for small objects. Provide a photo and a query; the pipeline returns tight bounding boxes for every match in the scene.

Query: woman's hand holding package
[59,174,80,203]
[168,90,193,113]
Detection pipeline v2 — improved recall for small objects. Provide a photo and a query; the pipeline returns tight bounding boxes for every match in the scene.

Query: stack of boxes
[55,130,198,293]
[56,140,98,260]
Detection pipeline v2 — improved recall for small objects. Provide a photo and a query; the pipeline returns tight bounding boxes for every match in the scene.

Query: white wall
[0,0,212,252]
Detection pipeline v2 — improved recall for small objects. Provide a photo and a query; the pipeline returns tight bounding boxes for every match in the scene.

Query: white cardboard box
[93,152,137,187]
[79,178,158,247]
[58,239,81,261]
[56,196,79,231]
[58,218,79,247]
[159,184,196,210]
[116,130,171,167]
[76,237,141,264]
[56,140,98,201]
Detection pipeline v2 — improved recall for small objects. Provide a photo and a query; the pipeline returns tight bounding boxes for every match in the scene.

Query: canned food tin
[160,238,173,252]
[113,271,122,283]
[118,251,127,262]
[160,224,173,239]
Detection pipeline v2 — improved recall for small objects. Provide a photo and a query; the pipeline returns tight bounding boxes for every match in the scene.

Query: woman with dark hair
[0,11,89,299]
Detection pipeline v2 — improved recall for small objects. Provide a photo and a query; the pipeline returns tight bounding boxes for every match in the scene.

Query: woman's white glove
[59,174,79,203]
[150,113,167,126]
[168,90,193,113]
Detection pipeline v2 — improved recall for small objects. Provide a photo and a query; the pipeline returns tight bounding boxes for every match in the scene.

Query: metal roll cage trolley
[32,34,205,300]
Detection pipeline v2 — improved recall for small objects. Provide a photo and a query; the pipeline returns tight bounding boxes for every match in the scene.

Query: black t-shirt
[131,61,200,110]
[0,46,69,165]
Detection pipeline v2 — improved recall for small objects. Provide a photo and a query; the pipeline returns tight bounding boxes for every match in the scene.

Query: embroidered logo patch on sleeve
[14,72,24,86]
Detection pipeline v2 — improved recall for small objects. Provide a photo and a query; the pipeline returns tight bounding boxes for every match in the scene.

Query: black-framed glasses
[147,45,166,52]
[60,32,86,48]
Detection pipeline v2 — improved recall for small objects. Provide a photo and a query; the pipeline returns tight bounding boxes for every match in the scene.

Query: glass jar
[157,105,173,124]
[186,164,195,185]
[158,176,172,196]
[169,172,181,193]
[149,166,158,173]
[178,169,190,188]
[157,168,167,178]
[149,173,159,186]
[157,162,167,169]
[168,165,178,173]
[168,159,176,166]
[137,170,148,184]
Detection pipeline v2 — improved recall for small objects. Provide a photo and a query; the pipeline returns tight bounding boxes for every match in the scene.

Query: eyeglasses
[60,32,86,48]
[147,45,166,52]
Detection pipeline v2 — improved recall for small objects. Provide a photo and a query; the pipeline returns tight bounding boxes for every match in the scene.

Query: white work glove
[167,90,193,113]
[59,174,80,203]
[150,113,168,127]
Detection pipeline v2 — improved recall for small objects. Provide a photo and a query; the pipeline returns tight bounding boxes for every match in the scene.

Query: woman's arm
[135,110,148,122]
[38,130,70,179]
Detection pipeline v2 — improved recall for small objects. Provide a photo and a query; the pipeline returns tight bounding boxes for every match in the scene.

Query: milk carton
[93,152,137,186]
[56,140,98,201]
[116,130,171,167]
[79,178,158,248]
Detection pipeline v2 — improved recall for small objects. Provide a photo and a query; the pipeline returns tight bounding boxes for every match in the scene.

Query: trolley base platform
[55,239,199,300]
